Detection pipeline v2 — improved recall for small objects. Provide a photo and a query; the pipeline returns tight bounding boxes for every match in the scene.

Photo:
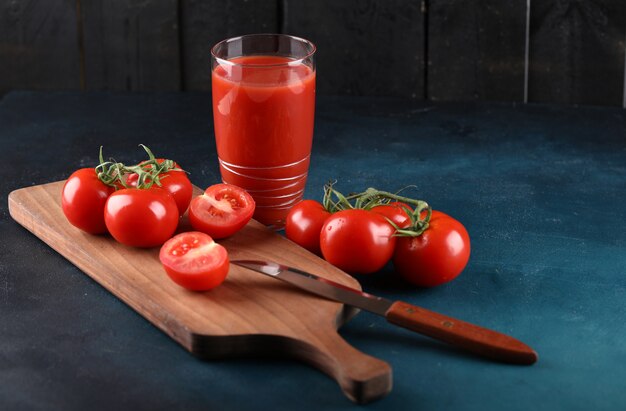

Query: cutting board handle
[303,329,392,404]
[8,182,393,404]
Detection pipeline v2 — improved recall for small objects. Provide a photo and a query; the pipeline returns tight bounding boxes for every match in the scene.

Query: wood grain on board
[8,181,392,404]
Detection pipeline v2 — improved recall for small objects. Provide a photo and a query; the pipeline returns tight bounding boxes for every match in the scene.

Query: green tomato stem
[94,144,178,190]
[320,182,433,237]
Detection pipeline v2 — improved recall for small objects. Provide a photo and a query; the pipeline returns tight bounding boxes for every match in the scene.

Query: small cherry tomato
[320,209,396,274]
[104,187,179,248]
[61,168,115,234]
[189,184,255,239]
[285,200,331,255]
[371,202,412,229]
[393,210,470,287]
[159,232,229,291]
[127,159,192,216]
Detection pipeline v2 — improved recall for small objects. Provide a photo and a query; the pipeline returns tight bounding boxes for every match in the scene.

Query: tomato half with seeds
[104,187,179,248]
[159,232,229,291]
[285,200,331,255]
[320,209,396,274]
[189,184,255,239]
[393,210,470,287]
[62,168,115,234]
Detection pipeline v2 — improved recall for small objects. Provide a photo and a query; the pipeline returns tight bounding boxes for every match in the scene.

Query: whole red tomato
[393,210,470,287]
[104,187,179,247]
[320,209,396,274]
[189,184,255,239]
[371,202,412,229]
[62,168,115,234]
[159,232,229,291]
[127,159,192,216]
[285,200,331,255]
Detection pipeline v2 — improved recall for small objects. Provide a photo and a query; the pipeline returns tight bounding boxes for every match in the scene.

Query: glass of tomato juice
[211,34,316,228]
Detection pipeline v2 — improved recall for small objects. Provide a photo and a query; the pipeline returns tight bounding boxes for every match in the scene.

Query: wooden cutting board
[8,181,392,404]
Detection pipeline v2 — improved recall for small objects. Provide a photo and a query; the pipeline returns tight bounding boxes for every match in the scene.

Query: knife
[232,260,538,365]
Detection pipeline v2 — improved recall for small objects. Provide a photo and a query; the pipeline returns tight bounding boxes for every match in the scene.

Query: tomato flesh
[285,200,331,255]
[159,232,229,291]
[62,168,114,234]
[320,209,396,274]
[189,184,255,239]
[104,187,179,248]
[393,210,470,287]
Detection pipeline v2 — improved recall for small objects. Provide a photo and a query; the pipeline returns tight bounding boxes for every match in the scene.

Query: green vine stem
[94,144,182,190]
[95,146,126,187]
[321,182,433,236]
[322,181,355,212]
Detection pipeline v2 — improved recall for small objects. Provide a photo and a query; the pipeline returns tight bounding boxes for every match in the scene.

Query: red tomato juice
[212,55,316,226]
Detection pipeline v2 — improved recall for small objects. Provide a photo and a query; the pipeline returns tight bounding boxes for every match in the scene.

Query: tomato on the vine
[104,187,179,248]
[189,184,255,239]
[371,202,412,229]
[127,159,192,216]
[393,210,470,287]
[320,209,396,274]
[159,232,229,291]
[285,200,331,255]
[62,168,115,234]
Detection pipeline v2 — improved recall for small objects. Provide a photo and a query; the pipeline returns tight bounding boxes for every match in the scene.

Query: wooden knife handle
[385,301,538,364]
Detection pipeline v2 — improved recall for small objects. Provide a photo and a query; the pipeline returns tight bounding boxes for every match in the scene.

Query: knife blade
[232,260,538,365]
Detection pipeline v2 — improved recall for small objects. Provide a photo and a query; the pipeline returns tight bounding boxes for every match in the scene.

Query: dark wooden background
[1,0,625,107]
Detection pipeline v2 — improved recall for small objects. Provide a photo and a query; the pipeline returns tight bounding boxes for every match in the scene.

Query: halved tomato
[188,184,255,239]
[159,232,229,291]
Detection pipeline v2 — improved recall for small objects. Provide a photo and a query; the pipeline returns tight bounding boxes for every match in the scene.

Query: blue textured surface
[1,92,625,410]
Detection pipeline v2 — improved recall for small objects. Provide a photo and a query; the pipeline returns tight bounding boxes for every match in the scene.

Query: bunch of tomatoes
[61,145,255,291]
[285,183,471,287]
[61,146,470,291]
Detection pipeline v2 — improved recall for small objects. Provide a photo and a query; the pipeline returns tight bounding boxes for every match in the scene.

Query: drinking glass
[211,34,316,228]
